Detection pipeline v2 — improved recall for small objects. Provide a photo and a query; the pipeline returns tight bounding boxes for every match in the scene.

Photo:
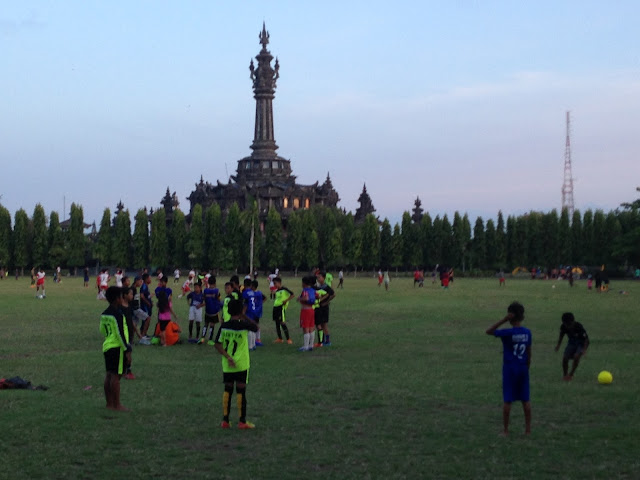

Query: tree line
[1,191,639,274]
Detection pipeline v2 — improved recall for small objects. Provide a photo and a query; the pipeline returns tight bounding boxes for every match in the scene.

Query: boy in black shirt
[555,312,589,381]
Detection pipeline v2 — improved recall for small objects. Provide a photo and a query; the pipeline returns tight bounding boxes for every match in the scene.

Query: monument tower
[188,23,339,223]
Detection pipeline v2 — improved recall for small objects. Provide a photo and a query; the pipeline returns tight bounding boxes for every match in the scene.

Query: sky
[2,0,640,227]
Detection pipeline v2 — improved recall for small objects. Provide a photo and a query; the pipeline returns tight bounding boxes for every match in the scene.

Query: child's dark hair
[157,291,170,313]
[561,312,575,324]
[274,277,282,284]
[228,298,243,316]
[230,275,239,286]
[317,271,326,279]
[243,278,252,288]
[208,276,216,286]
[142,273,150,281]
[251,280,259,289]
[302,275,314,287]
[106,286,121,304]
[121,287,132,297]
[194,281,202,289]
[507,302,525,321]
[224,281,233,289]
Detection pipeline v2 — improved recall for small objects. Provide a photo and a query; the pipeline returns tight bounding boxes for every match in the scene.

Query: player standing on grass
[139,273,153,342]
[297,276,316,352]
[315,271,335,347]
[200,276,221,345]
[186,282,204,343]
[214,298,259,429]
[272,277,293,344]
[485,302,532,436]
[100,286,132,411]
[555,312,589,381]
[35,267,46,298]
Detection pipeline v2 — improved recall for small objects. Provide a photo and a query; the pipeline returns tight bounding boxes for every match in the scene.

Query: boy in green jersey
[272,277,294,344]
[221,282,240,322]
[214,298,259,429]
[100,286,132,411]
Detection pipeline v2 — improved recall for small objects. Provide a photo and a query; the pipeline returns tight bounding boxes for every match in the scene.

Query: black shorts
[273,306,284,322]
[159,320,170,331]
[564,343,585,358]
[223,370,248,384]
[314,308,328,326]
[104,348,124,375]
[205,313,220,324]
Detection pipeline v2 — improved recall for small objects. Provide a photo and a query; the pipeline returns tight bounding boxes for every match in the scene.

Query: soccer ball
[37,295,43,299]
[598,371,613,385]
[552,285,556,289]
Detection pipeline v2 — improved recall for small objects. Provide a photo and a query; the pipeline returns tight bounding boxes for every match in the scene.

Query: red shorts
[182,286,191,294]
[36,278,45,286]
[269,286,277,292]
[300,309,315,329]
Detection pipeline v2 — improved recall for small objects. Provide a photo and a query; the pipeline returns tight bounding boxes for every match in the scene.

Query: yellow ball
[598,371,613,385]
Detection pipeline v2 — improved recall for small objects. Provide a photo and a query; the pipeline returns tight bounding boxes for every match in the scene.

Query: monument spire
[249,22,280,160]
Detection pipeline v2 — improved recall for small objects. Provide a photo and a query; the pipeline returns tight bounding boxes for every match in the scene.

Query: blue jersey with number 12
[494,327,532,366]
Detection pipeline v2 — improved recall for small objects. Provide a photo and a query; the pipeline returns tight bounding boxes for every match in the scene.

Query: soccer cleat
[197,338,205,345]
[188,338,198,344]
[124,372,136,380]
[298,347,308,352]
[207,340,215,346]
[286,339,293,345]
[255,341,264,347]
[273,338,283,344]
[314,343,323,348]
[238,421,255,429]
[220,421,231,429]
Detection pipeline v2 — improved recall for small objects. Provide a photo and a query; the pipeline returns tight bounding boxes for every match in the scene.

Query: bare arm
[485,314,512,335]
[214,342,236,368]
[554,331,565,351]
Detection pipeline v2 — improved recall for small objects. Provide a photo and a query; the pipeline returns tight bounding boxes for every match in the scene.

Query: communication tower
[561,111,575,216]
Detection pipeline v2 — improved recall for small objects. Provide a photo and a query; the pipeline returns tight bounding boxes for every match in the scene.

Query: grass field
[1,274,639,479]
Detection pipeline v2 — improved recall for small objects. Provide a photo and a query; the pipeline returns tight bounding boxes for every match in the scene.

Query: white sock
[303,333,310,349]
[249,331,255,349]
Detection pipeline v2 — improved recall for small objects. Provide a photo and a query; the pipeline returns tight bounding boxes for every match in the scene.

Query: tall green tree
[513,216,529,266]
[67,203,86,270]
[526,212,542,266]
[559,208,572,263]
[0,205,12,267]
[204,203,222,268]
[571,209,583,264]
[495,211,506,267]
[451,212,466,268]
[505,215,516,268]
[340,213,356,268]
[223,203,242,270]
[582,210,594,265]
[31,204,48,268]
[541,210,559,267]
[420,213,433,267]
[265,207,283,269]
[286,210,304,274]
[360,213,380,269]
[401,211,418,268]
[95,208,112,266]
[188,204,204,268]
[13,209,30,271]
[171,209,188,267]
[605,211,622,265]
[485,219,497,269]
[379,218,393,269]
[471,217,486,269]
[441,215,454,266]
[132,208,149,269]
[150,208,168,267]
[431,216,443,265]
[112,209,132,268]
[592,210,607,265]
[328,227,343,269]
[48,211,65,268]
[301,209,318,270]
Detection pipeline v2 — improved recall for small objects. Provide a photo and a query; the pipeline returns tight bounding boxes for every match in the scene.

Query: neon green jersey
[325,272,333,287]
[274,286,294,307]
[313,288,327,309]
[222,291,240,322]
[99,305,130,353]
[215,318,258,373]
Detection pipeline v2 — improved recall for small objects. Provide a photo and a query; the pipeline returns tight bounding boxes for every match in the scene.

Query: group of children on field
[486,303,590,436]
[100,270,337,427]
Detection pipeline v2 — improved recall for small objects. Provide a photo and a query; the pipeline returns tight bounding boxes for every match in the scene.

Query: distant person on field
[35,267,46,298]
[186,282,204,343]
[157,290,178,347]
[338,269,344,289]
[499,270,505,287]
[174,268,180,284]
[100,286,132,411]
[214,298,259,429]
[383,270,390,291]
[84,267,90,287]
[297,276,316,352]
[485,302,532,436]
[139,273,153,341]
[377,269,383,287]
[272,277,293,344]
[200,276,221,345]
[243,280,266,348]
[555,312,589,381]
[120,287,140,380]
[315,271,335,347]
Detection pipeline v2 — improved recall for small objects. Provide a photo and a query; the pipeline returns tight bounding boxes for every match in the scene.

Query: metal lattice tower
[561,111,575,216]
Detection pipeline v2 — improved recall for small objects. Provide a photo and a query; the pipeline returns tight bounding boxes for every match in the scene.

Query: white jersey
[100,272,109,287]
[338,270,344,279]
[115,273,123,287]
[268,273,277,288]
[174,269,180,279]
[37,271,45,280]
